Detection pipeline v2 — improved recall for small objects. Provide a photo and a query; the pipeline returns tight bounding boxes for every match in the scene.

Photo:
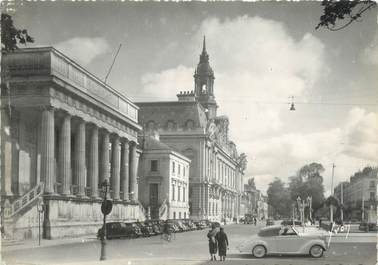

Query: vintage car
[281,219,302,226]
[236,225,327,258]
[125,222,143,238]
[97,222,134,239]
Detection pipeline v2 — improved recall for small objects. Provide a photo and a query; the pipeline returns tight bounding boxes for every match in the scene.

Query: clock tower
[194,36,218,119]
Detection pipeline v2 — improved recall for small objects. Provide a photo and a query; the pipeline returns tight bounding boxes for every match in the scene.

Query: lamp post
[307,196,312,223]
[37,197,45,246]
[100,179,112,261]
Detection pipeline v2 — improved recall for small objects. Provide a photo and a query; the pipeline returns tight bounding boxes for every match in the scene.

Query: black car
[97,222,133,239]
[135,222,152,237]
[125,222,143,238]
[359,222,377,231]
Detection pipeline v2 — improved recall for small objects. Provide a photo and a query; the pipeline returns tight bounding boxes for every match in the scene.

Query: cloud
[55,37,110,65]
[245,107,378,195]
[141,16,326,138]
[141,65,194,101]
[362,32,378,65]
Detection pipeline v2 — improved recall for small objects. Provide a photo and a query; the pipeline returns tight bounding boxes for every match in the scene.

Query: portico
[1,47,144,239]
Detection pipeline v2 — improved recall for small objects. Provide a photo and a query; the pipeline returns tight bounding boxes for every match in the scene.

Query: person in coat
[215,227,229,261]
[207,224,218,261]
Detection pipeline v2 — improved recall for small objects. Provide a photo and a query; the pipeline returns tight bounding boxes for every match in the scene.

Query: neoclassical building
[137,38,246,222]
[1,47,145,239]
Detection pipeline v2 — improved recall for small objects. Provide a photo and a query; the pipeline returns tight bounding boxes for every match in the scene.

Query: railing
[5,183,44,218]
[3,47,138,123]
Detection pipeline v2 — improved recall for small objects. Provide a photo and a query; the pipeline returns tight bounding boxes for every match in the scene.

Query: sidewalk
[1,235,98,252]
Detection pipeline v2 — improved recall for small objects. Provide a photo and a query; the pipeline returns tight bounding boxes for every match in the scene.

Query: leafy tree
[267,178,292,218]
[316,0,377,31]
[1,13,34,52]
[289,163,325,213]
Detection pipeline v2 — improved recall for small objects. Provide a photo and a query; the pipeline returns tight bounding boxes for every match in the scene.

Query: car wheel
[309,245,324,258]
[252,245,266,258]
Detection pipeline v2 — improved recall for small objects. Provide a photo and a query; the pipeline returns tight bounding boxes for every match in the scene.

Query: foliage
[267,178,292,217]
[1,13,34,52]
[316,0,377,31]
[289,162,325,211]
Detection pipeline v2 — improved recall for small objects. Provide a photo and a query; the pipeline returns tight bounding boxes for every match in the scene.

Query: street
[2,223,376,265]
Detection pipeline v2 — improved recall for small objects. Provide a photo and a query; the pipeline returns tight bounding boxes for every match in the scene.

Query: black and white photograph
[0,1,377,265]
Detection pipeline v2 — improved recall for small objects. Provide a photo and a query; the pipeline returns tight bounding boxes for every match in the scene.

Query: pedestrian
[207,224,218,261]
[253,217,257,226]
[215,227,229,261]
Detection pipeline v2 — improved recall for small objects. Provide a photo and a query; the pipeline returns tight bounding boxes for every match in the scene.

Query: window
[178,164,181,175]
[184,212,186,219]
[370,181,375,188]
[179,212,182,219]
[150,160,158,172]
[178,186,181,201]
[172,184,175,201]
[183,187,186,202]
[370,192,375,201]
[183,166,186,177]
[173,212,176,219]
[172,161,175,174]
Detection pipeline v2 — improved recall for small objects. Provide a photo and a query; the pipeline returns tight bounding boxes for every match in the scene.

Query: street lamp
[100,179,112,261]
[37,197,45,246]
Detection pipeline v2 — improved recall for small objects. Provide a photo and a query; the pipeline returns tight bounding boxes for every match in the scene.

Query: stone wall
[5,197,145,240]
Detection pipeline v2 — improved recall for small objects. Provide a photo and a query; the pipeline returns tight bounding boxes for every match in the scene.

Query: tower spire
[202,35,206,53]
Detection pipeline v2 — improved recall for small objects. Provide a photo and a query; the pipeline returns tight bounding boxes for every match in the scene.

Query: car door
[276,227,308,253]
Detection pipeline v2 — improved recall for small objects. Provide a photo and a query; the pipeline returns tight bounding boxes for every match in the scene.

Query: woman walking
[207,224,218,261]
[216,227,229,261]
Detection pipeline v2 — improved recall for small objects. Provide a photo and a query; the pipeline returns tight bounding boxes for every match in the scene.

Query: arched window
[166,120,176,131]
[185,119,195,131]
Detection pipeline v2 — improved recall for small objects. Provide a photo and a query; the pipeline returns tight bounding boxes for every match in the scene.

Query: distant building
[138,135,190,220]
[334,167,377,221]
[137,38,246,222]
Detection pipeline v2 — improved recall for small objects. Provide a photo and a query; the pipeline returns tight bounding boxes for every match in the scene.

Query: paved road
[2,224,376,265]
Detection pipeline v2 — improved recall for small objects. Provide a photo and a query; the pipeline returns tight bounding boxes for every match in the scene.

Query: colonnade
[41,107,139,201]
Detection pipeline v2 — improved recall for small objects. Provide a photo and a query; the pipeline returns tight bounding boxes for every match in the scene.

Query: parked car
[135,222,152,237]
[236,225,327,258]
[359,222,377,232]
[194,221,206,230]
[266,219,275,226]
[144,221,157,236]
[125,222,143,238]
[97,222,133,239]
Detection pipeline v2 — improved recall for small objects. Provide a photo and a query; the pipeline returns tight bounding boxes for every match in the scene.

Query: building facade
[138,135,190,220]
[1,48,144,239]
[137,38,246,222]
[334,167,377,221]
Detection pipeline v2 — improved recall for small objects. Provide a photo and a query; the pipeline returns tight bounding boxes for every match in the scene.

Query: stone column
[40,107,55,194]
[111,135,121,201]
[1,108,13,196]
[75,119,86,197]
[59,113,71,196]
[129,141,137,201]
[100,130,110,184]
[120,139,130,201]
[88,125,99,199]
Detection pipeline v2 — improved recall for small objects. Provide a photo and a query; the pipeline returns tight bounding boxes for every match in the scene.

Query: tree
[267,178,292,218]
[289,163,325,212]
[316,0,377,31]
[1,13,34,52]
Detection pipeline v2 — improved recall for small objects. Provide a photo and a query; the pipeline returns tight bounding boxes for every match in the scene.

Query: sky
[10,1,378,195]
